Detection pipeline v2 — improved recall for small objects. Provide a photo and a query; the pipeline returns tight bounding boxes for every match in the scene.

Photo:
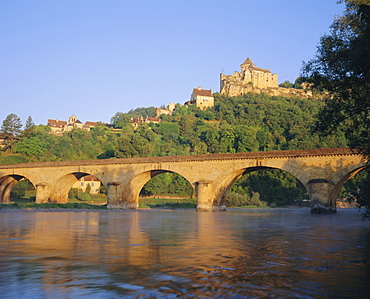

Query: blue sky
[0,0,344,126]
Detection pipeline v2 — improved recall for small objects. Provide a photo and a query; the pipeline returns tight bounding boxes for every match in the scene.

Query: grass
[139,197,197,209]
[0,202,107,210]
[1,192,108,210]
[1,196,271,210]
[69,194,108,205]
[1,195,197,210]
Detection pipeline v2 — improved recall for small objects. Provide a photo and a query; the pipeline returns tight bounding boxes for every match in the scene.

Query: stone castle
[220,58,312,98]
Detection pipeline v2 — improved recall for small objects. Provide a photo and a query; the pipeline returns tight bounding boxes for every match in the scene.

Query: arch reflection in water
[0,209,369,298]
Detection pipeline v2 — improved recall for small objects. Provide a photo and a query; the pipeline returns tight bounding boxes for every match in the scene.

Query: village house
[131,116,161,129]
[187,87,214,110]
[155,102,176,117]
[72,175,101,194]
[0,133,8,149]
[47,115,99,135]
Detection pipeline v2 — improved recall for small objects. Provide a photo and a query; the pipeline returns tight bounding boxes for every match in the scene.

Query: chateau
[220,58,312,98]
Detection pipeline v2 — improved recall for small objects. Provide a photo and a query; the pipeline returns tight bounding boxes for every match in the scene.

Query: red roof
[80,175,100,182]
[193,88,212,97]
[48,119,67,128]
[146,117,160,122]
[85,121,98,127]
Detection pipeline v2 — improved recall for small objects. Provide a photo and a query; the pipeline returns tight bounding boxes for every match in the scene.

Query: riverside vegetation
[0,92,366,209]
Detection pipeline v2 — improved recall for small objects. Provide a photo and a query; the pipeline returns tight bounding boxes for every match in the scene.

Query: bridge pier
[106,182,139,209]
[308,179,337,214]
[195,180,226,212]
[35,183,50,203]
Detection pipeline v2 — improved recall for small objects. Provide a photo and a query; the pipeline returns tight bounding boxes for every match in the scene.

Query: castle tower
[220,58,278,95]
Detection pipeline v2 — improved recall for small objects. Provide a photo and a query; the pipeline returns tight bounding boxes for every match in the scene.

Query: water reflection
[0,209,369,298]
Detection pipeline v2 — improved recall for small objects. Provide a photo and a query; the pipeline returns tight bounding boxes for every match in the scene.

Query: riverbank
[0,203,107,210]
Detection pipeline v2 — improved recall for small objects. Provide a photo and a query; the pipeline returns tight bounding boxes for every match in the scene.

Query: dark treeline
[0,93,351,206]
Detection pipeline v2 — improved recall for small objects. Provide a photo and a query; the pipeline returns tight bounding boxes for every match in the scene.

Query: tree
[303,1,370,156]
[1,113,22,153]
[85,183,91,194]
[111,112,131,130]
[302,0,370,217]
[23,116,35,137]
[279,80,294,88]
[114,133,152,158]
[14,136,48,159]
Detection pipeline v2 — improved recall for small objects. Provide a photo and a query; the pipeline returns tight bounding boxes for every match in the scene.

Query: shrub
[225,192,265,207]
[68,188,79,199]
[79,192,92,201]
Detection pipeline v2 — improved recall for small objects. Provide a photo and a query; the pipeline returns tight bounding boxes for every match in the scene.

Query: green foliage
[1,113,22,153]
[0,202,107,210]
[127,107,156,118]
[339,167,370,219]
[115,133,152,158]
[141,172,194,197]
[68,188,79,199]
[302,0,370,217]
[0,90,356,207]
[110,112,132,129]
[10,179,35,199]
[229,169,309,207]
[139,197,197,209]
[225,192,266,207]
[0,154,29,164]
[195,109,215,120]
[78,192,92,201]
[279,80,294,88]
[23,116,35,137]
[85,183,91,194]
[14,136,48,159]
[302,1,370,158]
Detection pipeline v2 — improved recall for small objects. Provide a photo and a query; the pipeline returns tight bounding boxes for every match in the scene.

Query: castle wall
[220,58,311,98]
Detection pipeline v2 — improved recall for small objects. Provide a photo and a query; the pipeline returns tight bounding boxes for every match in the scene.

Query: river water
[0,208,369,298]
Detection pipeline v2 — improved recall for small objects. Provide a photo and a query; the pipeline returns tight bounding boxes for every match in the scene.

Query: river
[0,208,369,298]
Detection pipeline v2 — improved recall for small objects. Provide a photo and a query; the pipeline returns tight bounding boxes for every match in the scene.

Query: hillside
[1,92,351,207]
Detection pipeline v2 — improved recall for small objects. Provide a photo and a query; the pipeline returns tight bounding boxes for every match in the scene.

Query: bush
[78,192,92,201]
[225,192,265,207]
[11,179,34,199]
[68,188,79,199]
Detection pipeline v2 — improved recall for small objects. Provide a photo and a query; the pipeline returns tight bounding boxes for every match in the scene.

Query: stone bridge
[0,148,366,211]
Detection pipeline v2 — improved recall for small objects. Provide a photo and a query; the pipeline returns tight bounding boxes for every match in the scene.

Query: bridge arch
[213,165,308,207]
[116,169,194,209]
[0,174,36,203]
[328,162,368,206]
[49,172,105,204]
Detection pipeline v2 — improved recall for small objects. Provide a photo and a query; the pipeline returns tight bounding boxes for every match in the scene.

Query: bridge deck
[0,148,356,169]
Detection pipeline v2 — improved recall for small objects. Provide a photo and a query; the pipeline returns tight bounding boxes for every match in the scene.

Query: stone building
[220,58,313,98]
[72,175,101,194]
[0,133,8,149]
[155,102,176,117]
[187,87,214,110]
[131,116,161,129]
[220,58,278,96]
[47,115,99,135]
